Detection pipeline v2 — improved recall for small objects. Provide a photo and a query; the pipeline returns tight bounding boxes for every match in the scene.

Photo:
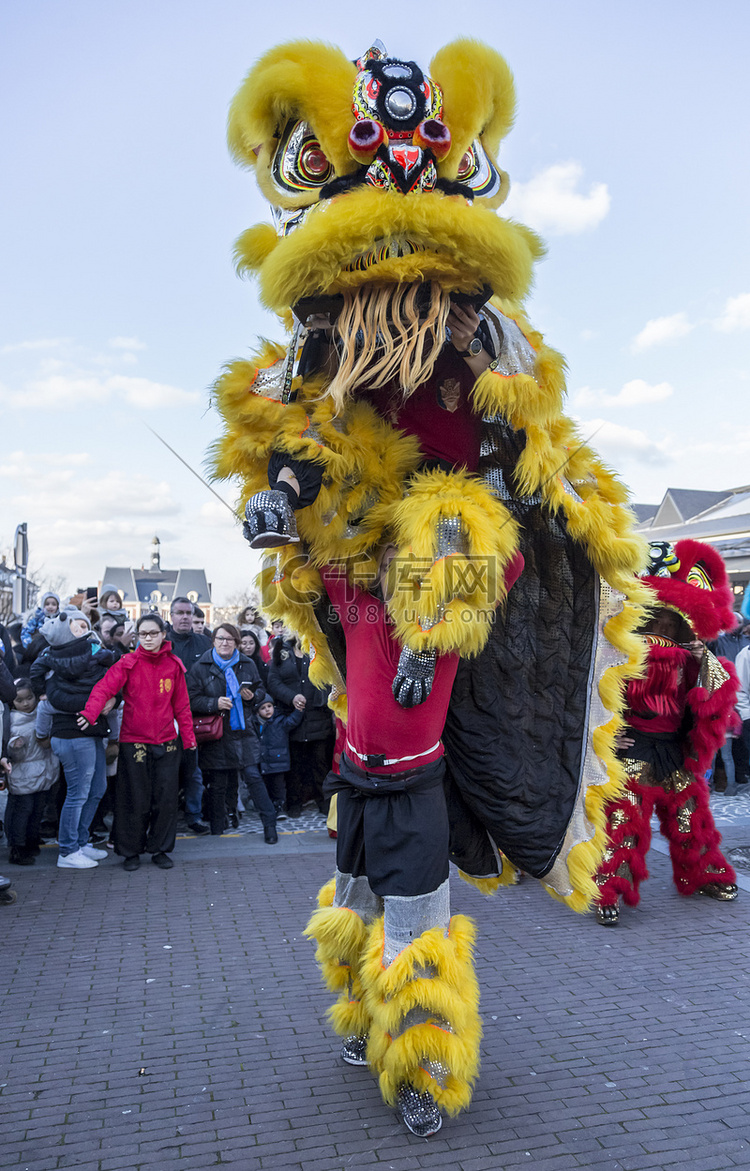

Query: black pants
[287,737,333,813]
[114,740,181,858]
[202,768,240,835]
[325,754,450,897]
[262,771,286,807]
[5,790,46,850]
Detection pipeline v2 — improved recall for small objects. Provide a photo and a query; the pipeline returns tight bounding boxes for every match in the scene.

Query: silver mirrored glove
[392,646,437,708]
[243,489,300,550]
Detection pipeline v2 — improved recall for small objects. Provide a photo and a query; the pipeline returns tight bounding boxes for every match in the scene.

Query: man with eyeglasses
[167,597,212,833]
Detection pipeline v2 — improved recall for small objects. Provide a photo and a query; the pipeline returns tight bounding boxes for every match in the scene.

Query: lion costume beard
[327,281,451,412]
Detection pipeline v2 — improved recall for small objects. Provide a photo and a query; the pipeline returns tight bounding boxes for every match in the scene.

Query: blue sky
[2,0,749,601]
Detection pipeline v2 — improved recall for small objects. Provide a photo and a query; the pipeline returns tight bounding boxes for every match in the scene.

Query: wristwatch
[456,335,483,358]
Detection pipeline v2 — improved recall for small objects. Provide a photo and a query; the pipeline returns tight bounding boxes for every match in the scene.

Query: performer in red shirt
[306,546,523,1136]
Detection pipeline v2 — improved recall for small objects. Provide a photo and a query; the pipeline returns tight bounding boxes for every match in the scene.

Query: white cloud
[503,162,610,235]
[0,338,70,355]
[713,293,750,333]
[631,312,693,352]
[109,336,147,350]
[3,454,183,574]
[573,417,670,466]
[0,373,198,410]
[573,379,674,408]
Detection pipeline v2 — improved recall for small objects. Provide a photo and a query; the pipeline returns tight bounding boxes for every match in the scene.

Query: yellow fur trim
[304,885,373,1039]
[325,793,338,835]
[430,40,516,175]
[385,469,520,655]
[235,188,544,312]
[227,41,357,181]
[458,851,518,892]
[360,915,481,1114]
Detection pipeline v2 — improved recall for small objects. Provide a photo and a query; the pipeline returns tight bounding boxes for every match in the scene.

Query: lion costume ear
[430,39,516,207]
[228,40,358,207]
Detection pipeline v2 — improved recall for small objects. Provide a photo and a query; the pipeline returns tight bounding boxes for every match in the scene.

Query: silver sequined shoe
[340,1034,369,1067]
[392,646,437,708]
[243,489,300,549]
[396,1083,442,1137]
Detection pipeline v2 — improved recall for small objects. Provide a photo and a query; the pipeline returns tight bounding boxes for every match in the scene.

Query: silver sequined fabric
[397,1083,442,1135]
[382,880,450,966]
[334,870,384,924]
[483,308,537,377]
[434,516,468,560]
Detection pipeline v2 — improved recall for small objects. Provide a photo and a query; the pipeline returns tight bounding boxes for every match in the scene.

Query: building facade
[100,537,213,624]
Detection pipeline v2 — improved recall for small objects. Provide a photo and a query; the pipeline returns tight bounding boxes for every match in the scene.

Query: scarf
[212,648,245,731]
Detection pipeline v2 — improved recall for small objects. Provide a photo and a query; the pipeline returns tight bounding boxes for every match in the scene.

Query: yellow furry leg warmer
[360,913,482,1115]
[303,877,376,1039]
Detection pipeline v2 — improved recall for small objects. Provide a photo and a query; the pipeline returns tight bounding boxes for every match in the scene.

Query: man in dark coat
[167,597,211,832]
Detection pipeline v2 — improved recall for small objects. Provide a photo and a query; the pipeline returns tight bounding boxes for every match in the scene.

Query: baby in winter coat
[20,592,61,648]
[6,682,59,865]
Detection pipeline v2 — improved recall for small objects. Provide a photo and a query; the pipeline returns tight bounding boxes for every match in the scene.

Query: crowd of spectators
[0,589,334,878]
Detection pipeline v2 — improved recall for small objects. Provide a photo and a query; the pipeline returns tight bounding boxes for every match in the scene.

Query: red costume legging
[595,759,736,907]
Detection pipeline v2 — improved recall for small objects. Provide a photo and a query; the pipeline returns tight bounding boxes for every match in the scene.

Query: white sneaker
[80,845,108,861]
[57,850,98,869]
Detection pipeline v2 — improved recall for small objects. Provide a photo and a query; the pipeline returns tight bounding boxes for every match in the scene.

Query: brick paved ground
[2,801,750,1171]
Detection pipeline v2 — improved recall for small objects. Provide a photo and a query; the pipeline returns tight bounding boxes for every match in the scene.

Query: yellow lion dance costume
[212,39,651,1135]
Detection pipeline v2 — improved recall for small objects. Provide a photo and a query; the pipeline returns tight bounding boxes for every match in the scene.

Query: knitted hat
[640,539,735,642]
[42,610,92,647]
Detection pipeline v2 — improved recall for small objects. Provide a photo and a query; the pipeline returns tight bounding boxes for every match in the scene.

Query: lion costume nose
[364,144,437,193]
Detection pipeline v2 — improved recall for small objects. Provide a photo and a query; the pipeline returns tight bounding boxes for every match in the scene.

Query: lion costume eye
[270,119,333,199]
[456,139,503,200]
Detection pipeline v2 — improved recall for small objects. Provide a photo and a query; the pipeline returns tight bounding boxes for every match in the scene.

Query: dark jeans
[287,737,333,814]
[242,764,276,829]
[733,719,750,782]
[5,790,46,849]
[202,768,239,835]
[114,740,181,858]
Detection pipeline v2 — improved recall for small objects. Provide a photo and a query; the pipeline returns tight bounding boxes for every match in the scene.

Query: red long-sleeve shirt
[80,641,197,749]
[321,549,523,775]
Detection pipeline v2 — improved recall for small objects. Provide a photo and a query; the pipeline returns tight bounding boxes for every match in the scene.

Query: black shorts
[325,754,450,897]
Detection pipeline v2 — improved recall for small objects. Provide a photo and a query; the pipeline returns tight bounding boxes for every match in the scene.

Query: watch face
[468,336,483,356]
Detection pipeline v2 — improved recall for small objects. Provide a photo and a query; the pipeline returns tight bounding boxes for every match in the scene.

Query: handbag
[192,712,224,743]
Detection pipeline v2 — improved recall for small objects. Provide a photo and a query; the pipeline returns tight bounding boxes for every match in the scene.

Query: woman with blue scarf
[187,623,277,840]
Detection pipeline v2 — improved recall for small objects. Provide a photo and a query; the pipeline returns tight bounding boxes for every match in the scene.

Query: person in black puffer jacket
[29,610,114,870]
[187,623,277,841]
[267,636,333,817]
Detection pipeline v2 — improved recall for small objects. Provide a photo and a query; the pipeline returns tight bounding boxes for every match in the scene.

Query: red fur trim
[654,781,736,896]
[627,642,686,717]
[684,661,740,780]
[644,540,735,641]
[596,792,654,909]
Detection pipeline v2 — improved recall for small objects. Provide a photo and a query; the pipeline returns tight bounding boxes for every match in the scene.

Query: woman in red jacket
[78,612,197,872]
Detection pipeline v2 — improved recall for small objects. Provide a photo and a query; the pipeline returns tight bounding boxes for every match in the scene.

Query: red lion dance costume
[595,539,740,925]
[212,39,654,1134]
